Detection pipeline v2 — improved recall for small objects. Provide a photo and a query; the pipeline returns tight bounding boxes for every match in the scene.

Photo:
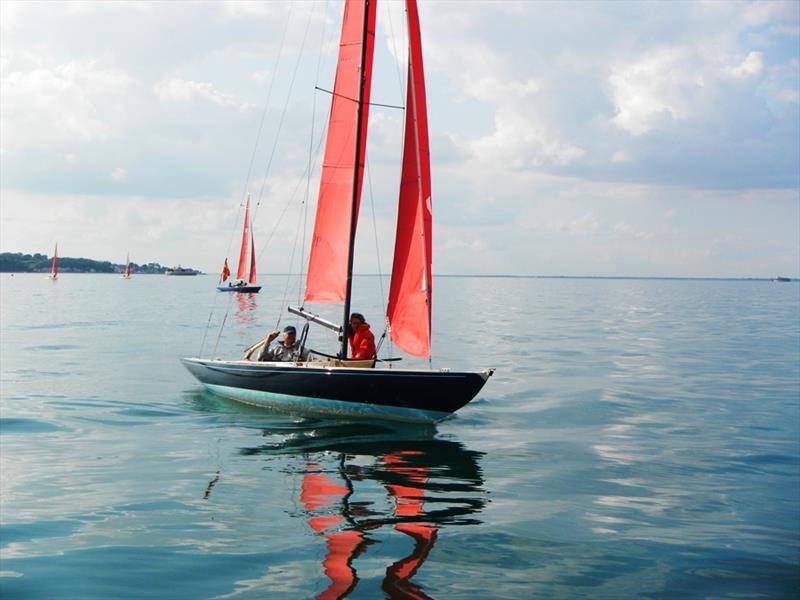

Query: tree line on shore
[0,252,193,274]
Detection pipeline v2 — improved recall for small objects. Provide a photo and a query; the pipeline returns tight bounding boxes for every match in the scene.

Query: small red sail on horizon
[304,0,377,304]
[387,0,432,358]
[50,243,59,279]
[124,253,131,278]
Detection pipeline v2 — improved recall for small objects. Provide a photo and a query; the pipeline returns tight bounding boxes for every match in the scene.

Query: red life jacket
[349,323,376,359]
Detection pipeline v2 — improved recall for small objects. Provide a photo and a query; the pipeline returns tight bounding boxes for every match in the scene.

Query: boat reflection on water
[240,421,486,599]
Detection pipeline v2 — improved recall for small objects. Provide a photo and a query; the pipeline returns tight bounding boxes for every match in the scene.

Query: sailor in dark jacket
[258,325,309,362]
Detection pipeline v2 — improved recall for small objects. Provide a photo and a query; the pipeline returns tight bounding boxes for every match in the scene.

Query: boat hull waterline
[216,285,262,293]
[181,358,493,423]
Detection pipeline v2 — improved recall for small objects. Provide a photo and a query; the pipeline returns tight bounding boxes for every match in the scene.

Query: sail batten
[387,0,432,358]
[304,0,377,304]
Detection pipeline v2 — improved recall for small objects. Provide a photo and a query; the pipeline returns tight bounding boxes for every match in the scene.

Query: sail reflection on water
[234,292,258,325]
[241,423,486,599]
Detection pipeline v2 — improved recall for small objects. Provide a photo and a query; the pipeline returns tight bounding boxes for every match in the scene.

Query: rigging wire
[274,192,309,332]
[212,299,233,356]
[252,2,317,223]
[223,2,296,269]
[301,0,331,309]
[313,86,404,110]
[199,3,294,356]
[384,0,407,100]
[364,151,391,359]
[212,2,316,354]
[255,123,328,263]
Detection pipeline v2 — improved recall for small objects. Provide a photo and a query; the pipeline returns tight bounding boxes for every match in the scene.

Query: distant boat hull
[165,269,198,276]
[217,285,261,293]
[181,358,493,423]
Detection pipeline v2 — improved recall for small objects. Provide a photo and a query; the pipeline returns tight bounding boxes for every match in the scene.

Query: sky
[1,0,798,278]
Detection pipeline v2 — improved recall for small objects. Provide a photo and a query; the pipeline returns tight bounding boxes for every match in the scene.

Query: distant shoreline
[0,252,202,275]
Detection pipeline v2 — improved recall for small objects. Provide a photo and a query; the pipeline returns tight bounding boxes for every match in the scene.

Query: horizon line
[6,271,793,281]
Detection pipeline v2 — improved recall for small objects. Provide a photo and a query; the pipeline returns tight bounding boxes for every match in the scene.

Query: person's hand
[267,331,280,343]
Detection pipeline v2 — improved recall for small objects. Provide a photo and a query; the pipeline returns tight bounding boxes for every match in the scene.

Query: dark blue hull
[217,285,262,293]
[181,358,493,423]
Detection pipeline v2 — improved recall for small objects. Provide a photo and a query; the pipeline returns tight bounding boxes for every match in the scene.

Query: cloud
[153,77,239,108]
[1,58,133,150]
[222,0,282,19]
[723,51,764,79]
[609,46,706,136]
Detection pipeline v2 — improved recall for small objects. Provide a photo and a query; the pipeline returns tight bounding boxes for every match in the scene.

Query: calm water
[1,274,798,599]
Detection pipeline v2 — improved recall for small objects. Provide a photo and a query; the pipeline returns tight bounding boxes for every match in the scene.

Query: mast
[340,0,372,359]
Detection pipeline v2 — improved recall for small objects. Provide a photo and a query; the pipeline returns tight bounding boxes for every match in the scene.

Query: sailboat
[122,253,132,279]
[48,243,58,280]
[217,195,261,293]
[182,0,493,423]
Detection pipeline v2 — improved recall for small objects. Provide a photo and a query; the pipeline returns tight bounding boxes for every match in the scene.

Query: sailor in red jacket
[348,312,376,360]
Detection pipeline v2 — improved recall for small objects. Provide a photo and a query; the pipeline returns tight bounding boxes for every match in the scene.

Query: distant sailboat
[122,253,132,279]
[217,195,261,293]
[48,243,58,280]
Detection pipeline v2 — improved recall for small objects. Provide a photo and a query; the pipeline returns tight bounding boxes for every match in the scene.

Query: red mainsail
[386,0,432,358]
[236,197,251,281]
[304,0,377,303]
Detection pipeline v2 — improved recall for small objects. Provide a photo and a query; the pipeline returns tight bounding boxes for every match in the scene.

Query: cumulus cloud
[1,58,133,150]
[413,7,587,170]
[609,46,705,136]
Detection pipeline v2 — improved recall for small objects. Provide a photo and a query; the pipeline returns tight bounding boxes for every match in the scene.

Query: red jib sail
[236,196,251,281]
[386,0,432,358]
[248,231,257,285]
[304,0,377,303]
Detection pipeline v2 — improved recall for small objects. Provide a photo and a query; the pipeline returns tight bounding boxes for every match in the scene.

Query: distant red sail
[51,243,59,278]
[387,0,432,358]
[236,197,250,281]
[248,231,257,285]
[304,0,377,303]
